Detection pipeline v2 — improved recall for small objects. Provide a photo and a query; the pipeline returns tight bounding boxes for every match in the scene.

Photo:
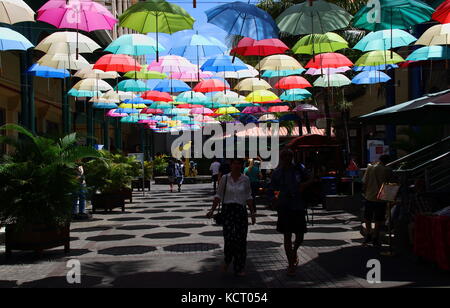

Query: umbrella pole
[156,14,159,63]
[390,8,393,58]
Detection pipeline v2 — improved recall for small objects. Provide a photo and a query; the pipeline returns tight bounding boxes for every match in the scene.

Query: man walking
[210,158,221,194]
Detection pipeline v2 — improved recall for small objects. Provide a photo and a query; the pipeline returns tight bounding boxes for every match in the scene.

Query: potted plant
[0,124,100,258]
[84,151,140,212]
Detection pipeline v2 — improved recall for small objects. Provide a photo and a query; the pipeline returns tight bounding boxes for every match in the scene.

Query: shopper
[362,154,393,247]
[244,159,262,205]
[175,160,184,192]
[73,162,88,220]
[166,158,177,193]
[210,158,221,194]
[207,158,256,277]
[271,150,308,276]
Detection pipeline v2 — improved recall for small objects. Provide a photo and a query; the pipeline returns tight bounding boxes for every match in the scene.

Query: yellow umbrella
[235,78,272,92]
[215,107,240,115]
[35,32,101,54]
[255,55,304,70]
[354,50,404,67]
[72,78,113,92]
[118,103,148,109]
[416,23,450,46]
[37,53,90,70]
[245,90,280,103]
[75,65,119,79]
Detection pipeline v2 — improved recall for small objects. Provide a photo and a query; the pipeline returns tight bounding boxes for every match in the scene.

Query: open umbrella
[75,65,119,79]
[201,55,247,72]
[71,78,113,93]
[241,106,268,114]
[171,71,213,82]
[124,66,167,80]
[352,71,392,84]
[268,106,290,113]
[105,34,165,56]
[262,69,305,78]
[35,31,100,54]
[94,54,141,73]
[107,109,128,118]
[355,50,404,67]
[235,78,272,92]
[246,90,281,103]
[314,74,351,87]
[154,79,191,93]
[28,64,70,79]
[0,27,34,50]
[305,53,353,69]
[293,104,319,112]
[433,0,450,23]
[352,64,398,71]
[231,38,288,56]
[293,32,348,55]
[142,90,173,102]
[194,79,230,93]
[354,29,417,51]
[280,89,313,101]
[37,53,90,70]
[0,0,35,24]
[176,91,208,104]
[115,80,149,92]
[119,0,195,62]
[406,46,450,61]
[214,65,259,79]
[215,107,241,115]
[416,23,450,46]
[306,67,351,75]
[148,55,195,73]
[206,1,279,40]
[276,0,352,35]
[256,55,303,71]
[275,76,312,90]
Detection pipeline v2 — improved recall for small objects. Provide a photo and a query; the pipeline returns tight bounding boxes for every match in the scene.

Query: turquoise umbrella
[262,69,305,78]
[115,80,149,92]
[105,34,165,56]
[68,89,102,98]
[176,91,208,103]
[280,89,312,101]
[354,29,417,51]
[406,46,450,61]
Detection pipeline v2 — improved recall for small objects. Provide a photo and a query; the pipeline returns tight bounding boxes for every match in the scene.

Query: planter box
[5,224,70,259]
[92,193,125,213]
[120,188,133,203]
[132,179,151,192]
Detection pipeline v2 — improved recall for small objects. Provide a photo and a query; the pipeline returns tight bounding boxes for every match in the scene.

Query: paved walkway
[0,183,448,288]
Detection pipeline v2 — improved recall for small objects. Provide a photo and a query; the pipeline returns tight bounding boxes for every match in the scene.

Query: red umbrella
[433,0,450,24]
[268,106,290,113]
[305,53,353,69]
[141,91,173,102]
[193,79,230,93]
[176,104,203,109]
[94,54,141,72]
[275,76,312,89]
[141,108,163,114]
[231,37,289,56]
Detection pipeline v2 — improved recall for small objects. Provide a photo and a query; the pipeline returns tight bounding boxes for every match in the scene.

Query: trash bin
[321,177,337,196]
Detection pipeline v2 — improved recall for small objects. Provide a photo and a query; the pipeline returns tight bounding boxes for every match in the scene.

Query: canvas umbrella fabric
[71,78,113,92]
[255,55,303,71]
[293,104,319,112]
[102,90,136,101]
[416,23,450,46]
[35,32,100,54]
[314,74,351,87]
[406,46,450,61]
[106,34,164,56]
[276,0,352,35]
[205,1,279,40]
[28,64,70,79]
[201,55,247,72]
[280,89,312,101]
[215,107,240,115]
[231,38,288,56]
[433,0,450,23]
[37,53,90,70]
[275,76,312,89]
[68,89,101,97]
[355,50,404,67]
[353,64,398,71]
[235,78,272,92]
[176,91,207,103]
[214,65,259,79]
[148,55,195,73]
[170,71,213,82]
[124,66,167,80]
[292,32,348,55]
[241,106,267,114]
[268,106,290,113]
[94,54,141,73]
[107,109,128,118]
[142,90,173,102]
[0,27,34,50]
[75,65,119,79]
[119,0,195,61]
[354,29,417,51]
[305,53,353,69]
[115,80,149,92]
[352,71,392,84]
[0,0,35,24]
[245,90,281,103]
[194,79,230,93]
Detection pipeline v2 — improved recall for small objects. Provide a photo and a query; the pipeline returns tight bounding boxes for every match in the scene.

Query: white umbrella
[75,65,119,79]
[0,0,35,24]
[35,32,101,54]
[37,53,91,70]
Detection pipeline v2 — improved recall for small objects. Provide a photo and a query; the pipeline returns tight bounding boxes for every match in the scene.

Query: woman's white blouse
[214,174,253,206]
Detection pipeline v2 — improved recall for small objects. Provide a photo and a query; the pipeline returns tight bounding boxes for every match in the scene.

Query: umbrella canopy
[359,89,450,124]
[306,67,351,75]
[305,53,353,69]
[352,71,392,84]
[258,114,277,122]
[35,31,101,54]
[214,65,259,79]
[256,54,303,70]
[94,54,141,72]
[241,106,268,114]
[148,55,195,73]
[293,104,319,112]
[72,78,113,92]
[0,0,35,24]
[190,107,214,115]
[231,38,288,56]
[262,69,305,78]
[205,1,279,40]
[276,0,352,35]
[212,91,241,103]
[235,78,272,92]
[201,55,247,72]
[406,46,450,61]
[275,76,312,89]
[354,29,417,51]
[37,0,117,31]
[124,66,167,79]
[102,90,136,102]
[280,89,313,101]
[74,65,119,79]
[268,106,290,113]
[176,91,208,103]
[433,0,450,23]
[142,90,173,102]
[293,32,348,55]
[107,109,128,118]
[170,71,213,82]
[352,64,398,71]
[154,79,191,92]
[141,108,164,115]
[92,103,118,109]
[115,80,149,92]
[314,74,351,87]
[68,89,101,97]
[105,34,164,56]
[355,50,405,66]
[169,33,227,63]
[246,90,281,103]
[0,27,34,50]
[119,103,148,109]
[416,23,450,45]
[37,53,90,70]
[194,79,230,93]
[353,0,434,31]
[28,64,70,79]
[215,106,241,115]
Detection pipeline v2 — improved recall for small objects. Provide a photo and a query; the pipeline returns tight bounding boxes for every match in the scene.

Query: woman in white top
[207,158,256,277]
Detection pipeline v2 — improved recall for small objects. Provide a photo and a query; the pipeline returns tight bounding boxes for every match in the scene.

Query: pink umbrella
[268,106,290,113]
[193,115,219,123]
[190,107,214,115]
[293,104,319,112]
[106,109,127,117]
[171,71,213,82]
[138,119,158,124]
[37,0,117,57]
[148,55,195,74]
[242,106,268,114]
[141,108,163,115]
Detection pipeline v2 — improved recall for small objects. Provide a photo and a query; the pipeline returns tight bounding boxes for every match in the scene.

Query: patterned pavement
[0,183,448,288]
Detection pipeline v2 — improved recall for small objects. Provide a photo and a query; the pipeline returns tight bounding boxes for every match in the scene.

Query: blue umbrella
[239,114,258,124]
[154,79,191,93]
[93,103,118,109]
[280,89,312,101]
[352,71,391,84]
[28,64,70,78]
[169,33,227,64]
[262,69,305,78]
[115,108,140,114]
[353,64,398,72]
[0,27,34,51]
[115,80,149,92]
[279,114,301,122]
[123,97,153,105]
[205,2,279,40]
[406,46,450,61]
[354,29,417,51]
[68,89,102,98]
[201,55,247,72]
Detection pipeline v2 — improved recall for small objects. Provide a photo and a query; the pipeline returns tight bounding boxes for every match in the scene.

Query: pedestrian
[244,159,262,205]
[207,158,256,277]
[271,150,308,276]
[210,158,221,194]
[166,158,177,193]
[218,158,231,180]
[73,161,88,220]
[175,160,184,192]
[362,154,393,247]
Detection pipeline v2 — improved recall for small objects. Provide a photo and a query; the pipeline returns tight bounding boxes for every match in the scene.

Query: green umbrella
[124,66,167,80]
[355,50,404,67]
[119,0,195,61]
[276,0,352,35]
[292,32,348,55]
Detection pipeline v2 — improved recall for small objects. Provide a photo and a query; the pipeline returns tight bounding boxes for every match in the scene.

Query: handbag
[213,175,228,225]
[377,182,400,202]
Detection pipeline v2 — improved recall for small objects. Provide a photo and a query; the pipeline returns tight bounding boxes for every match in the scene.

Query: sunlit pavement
[0,183,449,288]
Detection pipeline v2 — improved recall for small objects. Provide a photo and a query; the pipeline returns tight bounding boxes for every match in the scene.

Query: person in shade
[244,159,262,205]
[271,150,308,276]
[72,161,88,220]
[218,158,231,181]
[175,159,184,192]
[207,158,256,277]
[209,158,221,194]
[166,158,177,193]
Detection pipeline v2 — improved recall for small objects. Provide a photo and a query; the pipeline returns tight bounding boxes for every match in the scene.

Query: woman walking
[207,158,256,277]
[271,150,308,276]
[175,160,184,192]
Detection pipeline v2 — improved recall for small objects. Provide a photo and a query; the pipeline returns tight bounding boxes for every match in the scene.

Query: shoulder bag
[213,175,228,225]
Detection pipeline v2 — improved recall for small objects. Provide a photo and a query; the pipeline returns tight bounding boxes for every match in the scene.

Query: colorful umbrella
[275,76,312,90]
[205,2,279,40]
[27,64,70,79]
[293,32,348,55]
[119,0,195,61]
[433,0,450,23]
[268,106,290,113]
[406,46,450,61]
[102,90,136,102]
[115,80,149,92]
[241,106,268,114]
[354,29,417,51]
[74,65,119,79]
[262,69,305,78]
[293,104,319,112]
[148,55,195,73]
[355,50,405,67]
[231,38,288,56]
[170,71,213,82]
[105,34,165,56]
[212,91,242,104]
[107,109,128,118]
[194,79,230,93]
[352,71,392,84]
[92,103,118,110]
[276,0,352,35]
[94,54,141,72]
[314,74,351,87]
[176,91,208,103]
[141,108,164,115]
[214,65,259,79]
[416,23,450,46]
[71,78,113,92]
[190,107,214,115]
[305,53,353,69]
[154,79,191,93]
[119,103,150,110]
[258,114,278,122]
[215,106,241,115]
[0,0,35,24]
[235,78,272,92]
[352,64,398,71]
[246,90,281,103]
[35,31,100,54]
[142,90,173,102]
[0,27,34,50]
[201,55,247,72]
[124,66,167,80]
[306,67,351,75]
[68,89,102,98]
[280,89,313,101]
[255,55,303,70]
[37,53,90,70]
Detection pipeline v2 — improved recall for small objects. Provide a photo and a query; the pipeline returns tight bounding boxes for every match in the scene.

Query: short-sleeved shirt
[215,174,252,206]
[210,162,221,175]
[244,166,260,183]
[362,163,392,202]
